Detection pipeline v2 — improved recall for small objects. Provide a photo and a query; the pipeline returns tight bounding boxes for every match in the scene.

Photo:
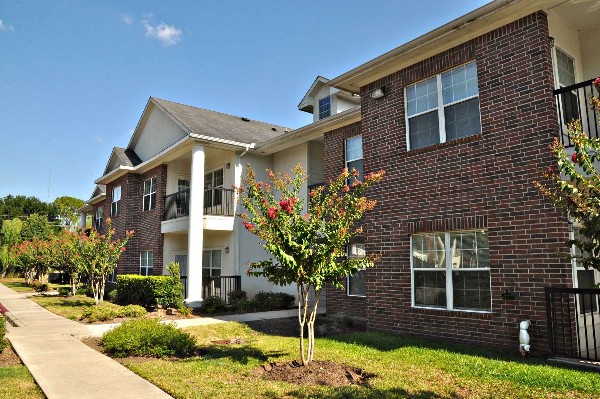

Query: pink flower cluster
[267,207,278,219]
[279,197,297,213]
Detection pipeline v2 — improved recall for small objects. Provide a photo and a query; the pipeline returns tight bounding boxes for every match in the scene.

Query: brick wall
[104,164,167,276]
[324,12,572,353]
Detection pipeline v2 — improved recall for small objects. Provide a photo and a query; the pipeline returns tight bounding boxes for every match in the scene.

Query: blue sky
[0,0,490,202]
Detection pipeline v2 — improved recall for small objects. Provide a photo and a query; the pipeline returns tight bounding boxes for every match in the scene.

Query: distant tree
[0,195,57,223]
[70,219,133,305]
[53,196,84,229]
[13,241,38,284]
[0,245,16,278]
[21,213,55,241]
[1,218,23,246]
[53,231,80,296]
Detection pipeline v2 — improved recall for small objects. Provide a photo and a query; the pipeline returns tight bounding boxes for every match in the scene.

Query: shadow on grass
[196,344,287,365]
[36,298,93,308]
[264,387,449,399]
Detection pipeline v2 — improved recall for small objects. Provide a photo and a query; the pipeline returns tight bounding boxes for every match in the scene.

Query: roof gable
[103,147,142,175]
[298,76,330,113]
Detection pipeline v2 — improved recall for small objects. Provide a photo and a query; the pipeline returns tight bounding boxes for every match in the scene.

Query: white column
[185,144,205,307]
[79,212,87,230]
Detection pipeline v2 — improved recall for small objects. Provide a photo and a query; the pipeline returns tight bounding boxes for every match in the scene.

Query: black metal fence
[545,286,600,361]
[202,275,241,304]
[180,276,187,298]
[164,188,235,220]
[553,79,599,147]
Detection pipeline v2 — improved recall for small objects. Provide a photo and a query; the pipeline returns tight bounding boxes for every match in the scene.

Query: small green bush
[228,290,247,302]
[106,289,118,303]
[76,285,93,297]
[101,318,196,358]
[178,305,192,317]
[253,291,295,311]
[0,315,7,353]
[58,286,72,297]
[80,305,118,322]
[201,296,227,314]
[118,305,147,318]
[31,281,48,292]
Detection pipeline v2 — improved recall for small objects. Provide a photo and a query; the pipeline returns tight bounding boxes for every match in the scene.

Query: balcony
[164,188,235,221]
[554,79,599,147]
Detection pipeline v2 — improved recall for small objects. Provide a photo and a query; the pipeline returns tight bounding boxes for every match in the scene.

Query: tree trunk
[298,283,319,366]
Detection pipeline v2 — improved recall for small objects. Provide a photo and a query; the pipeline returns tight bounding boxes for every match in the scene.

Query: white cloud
[121,15,134,25]
[0,19,14,32]
[95,136,104,143]
[142,20,182,46]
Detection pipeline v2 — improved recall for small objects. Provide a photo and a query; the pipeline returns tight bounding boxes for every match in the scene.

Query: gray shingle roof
[114,147,142,167]
[152,97,291,145]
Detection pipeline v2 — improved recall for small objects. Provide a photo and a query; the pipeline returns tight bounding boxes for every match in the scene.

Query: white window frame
[143,177,157,211]
[404,61,482,151]
[95,207,103,230]
[318,95,331,120]
[111,186,121,216]
[139,251,153,276]
[107,267,117,283]
[202,248,222,277]
[346,243,366,297]
[410,230,491,313]
[345,135,363,180]
[204,167,224,208]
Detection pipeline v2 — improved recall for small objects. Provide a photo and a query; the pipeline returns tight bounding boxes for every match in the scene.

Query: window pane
[212,250,221,271]
[349,269,366,296]
[412,233,445,268]
[407,77,438,116]
[442,62,479,104]
[577,270,598,313]
[319,96,331,120]
[202,250,211,267]
[213,169,223,187]
[556,49,576,87]
[409,111,440,150]
[414,270,446,307]
[444,98,481,141]
[346,136,362,161]
[347,159,363,181]
[452,270,491,311]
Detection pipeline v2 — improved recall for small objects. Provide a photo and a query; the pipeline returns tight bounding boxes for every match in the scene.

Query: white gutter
[188,133,255,149]
[234,144,252,276]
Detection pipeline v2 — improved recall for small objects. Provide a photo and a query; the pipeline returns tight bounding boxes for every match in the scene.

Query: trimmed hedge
[0,315,8,353]
[116,262,183,307]
[101,318,196,358]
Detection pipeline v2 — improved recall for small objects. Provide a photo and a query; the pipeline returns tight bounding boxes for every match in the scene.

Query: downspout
[234,144,253,276]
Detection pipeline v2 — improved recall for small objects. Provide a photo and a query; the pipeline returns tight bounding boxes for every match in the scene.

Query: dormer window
[318,96,331,120]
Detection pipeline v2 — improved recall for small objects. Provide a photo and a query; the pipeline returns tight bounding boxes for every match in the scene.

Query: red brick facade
[325,12,572,353]
[93,165,167,276]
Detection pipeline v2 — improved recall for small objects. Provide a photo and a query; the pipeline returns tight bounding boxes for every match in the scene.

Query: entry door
[173,251,188,297]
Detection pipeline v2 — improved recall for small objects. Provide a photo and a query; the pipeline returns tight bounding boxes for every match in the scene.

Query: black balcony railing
[164,188,235,221]
[202,275,241,304]
[545,286,600,361]
[553,79,599,147]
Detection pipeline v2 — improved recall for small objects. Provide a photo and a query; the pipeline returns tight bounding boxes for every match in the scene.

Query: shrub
[228,290,247,302]
[0,315,7,353]
[116,265,183,308]
[118,305,147,318]
[80,305,118,322]
[105,289,118,303]
[332,312,354,329]
[253,291,295,311]
[77,285,93,297]
[58,286,71,297]
[101,318,196,358]
[201,296,227,314]
[31,281,48,292]
[178,305,192,317]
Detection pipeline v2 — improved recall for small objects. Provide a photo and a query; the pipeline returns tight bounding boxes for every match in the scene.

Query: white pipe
[519,320,531,356]
[234,144,252,276]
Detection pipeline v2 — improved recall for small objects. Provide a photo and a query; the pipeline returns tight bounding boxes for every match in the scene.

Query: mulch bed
[256,360,372,387]
[245,315,367,338]
[0,345,23,368]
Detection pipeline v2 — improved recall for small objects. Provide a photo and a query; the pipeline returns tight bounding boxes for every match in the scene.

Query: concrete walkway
[0,282,323,399]
[0,283,172,399]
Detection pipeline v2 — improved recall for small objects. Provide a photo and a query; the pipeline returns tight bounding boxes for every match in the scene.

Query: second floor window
[318,96,331,120]
[204,168,224,208]
[140,251,153,276]
[345,135,363,182]
[143,177,157,211]
[95,207,103,230]
[111,186,121,216]
[406,61,481,150]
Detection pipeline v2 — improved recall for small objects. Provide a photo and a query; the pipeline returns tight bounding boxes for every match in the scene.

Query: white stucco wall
[580,25,600,80]
[166,157,191,195]
[307,141,324,186]
[548,11,583,85]
[132,105,188,161]
[163,233,188,273]
[334,95,360,114]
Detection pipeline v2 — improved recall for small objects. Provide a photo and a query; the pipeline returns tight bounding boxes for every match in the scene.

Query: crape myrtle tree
[537,77,600,273]
[237,164,384,366]
[70,218,132,305]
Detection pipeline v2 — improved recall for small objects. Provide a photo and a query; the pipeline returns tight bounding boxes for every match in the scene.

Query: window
[411,230,490,311]
[107,267,117,283]
[204,169,224,208]
[177,179,190,217]
[345,135,363,181]
[347,243,366,297]
[140,251,153,276]
[95,207,103,230]
[143,177,157,211]
[406,62,481,150]
[572,227,599,313]
[202,249,222,278]
[318,96,331,120]
[111,186,121,216]
[555,48,579,124]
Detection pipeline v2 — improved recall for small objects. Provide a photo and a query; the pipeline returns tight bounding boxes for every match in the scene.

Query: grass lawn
[30,295,122,321]
[0,278,68,293]
[0,366,45,399]
[119,322,600,399]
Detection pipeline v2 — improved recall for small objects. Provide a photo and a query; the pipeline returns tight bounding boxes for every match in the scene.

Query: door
[202,249,222,297]
[173,250,188,298]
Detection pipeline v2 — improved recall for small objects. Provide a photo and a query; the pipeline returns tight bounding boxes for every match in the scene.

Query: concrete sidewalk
[0,283,172,399]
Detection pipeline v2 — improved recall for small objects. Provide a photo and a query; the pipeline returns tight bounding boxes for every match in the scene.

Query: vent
[271,127,277,131]
[241,117,250,122]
